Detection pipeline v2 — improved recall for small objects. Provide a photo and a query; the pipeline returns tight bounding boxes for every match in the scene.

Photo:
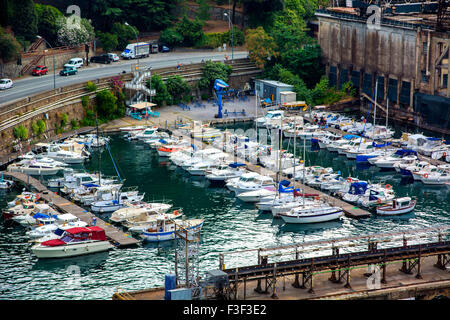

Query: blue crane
[213,79,229,118]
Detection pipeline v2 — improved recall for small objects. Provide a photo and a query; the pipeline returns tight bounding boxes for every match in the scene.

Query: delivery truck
[121,42,150,59]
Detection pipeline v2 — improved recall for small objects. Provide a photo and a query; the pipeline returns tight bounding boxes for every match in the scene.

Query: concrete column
[397,78,402,108]
[415,28,422,90]
[409,78,415,111]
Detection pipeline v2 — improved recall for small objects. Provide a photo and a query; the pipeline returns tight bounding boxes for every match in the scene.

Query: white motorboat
[140,218,204,242]
[90,191,145,213]
[255,110,284,128]
[205,163,246,182]
[376,197,416,215]
[44,145,88,164]
[226,172,274,194]
[27,214,88,239]
[236,187,277,203]
[372,149,417,169]
[7,160,63,176]
[109,203,174,223]
[0,172,14,189]
[31,226,113,258]
[418,169,450,185]
[417,138,446,156]
[279,204,344,224]
[357,185,396,208]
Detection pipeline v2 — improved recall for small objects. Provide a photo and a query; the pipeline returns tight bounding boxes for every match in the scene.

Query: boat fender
[385,184,392,190]
[443,152,447,159]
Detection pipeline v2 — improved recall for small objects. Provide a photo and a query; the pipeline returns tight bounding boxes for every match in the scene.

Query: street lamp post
[125,22,139,71]
[36,36,56,89]
[224,13,234,63]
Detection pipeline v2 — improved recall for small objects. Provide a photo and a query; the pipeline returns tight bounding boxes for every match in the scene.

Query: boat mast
[277,114,283,196]
[96,112,101,186]
[386,98,389,129]
[302,126,306,206]
[293,117,296,198]
[373,78,378,143]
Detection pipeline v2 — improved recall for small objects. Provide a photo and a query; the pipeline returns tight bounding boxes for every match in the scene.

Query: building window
[444,74,448,88]
[422,42,428,55]
[421,70,429,83]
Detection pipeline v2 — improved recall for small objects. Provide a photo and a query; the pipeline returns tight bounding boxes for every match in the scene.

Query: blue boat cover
[82,183,100,188]
[229,162,246,168]
[279,180,291,187]
[33,213,58,219]
[426,137,442,141]
[369,189,380,201]
[372,141,392,148]
[112,200,119,205]
[343,134,360,140]
[349,182,368,195]
[159,139,167,144]
[394,149,417,156]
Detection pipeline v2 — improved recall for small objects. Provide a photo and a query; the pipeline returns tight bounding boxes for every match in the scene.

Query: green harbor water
[0,124,449,300]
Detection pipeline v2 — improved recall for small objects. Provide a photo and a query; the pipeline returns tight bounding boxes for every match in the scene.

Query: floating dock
[3,171,139,248]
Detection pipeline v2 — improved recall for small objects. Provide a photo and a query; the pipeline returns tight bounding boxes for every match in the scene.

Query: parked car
[107,53,120,62]
[32,65,48,76]
[59,66,78,76]
[159,45,170,53]
[0,78,13,90]
[90,54,112,64]
[64,58,83,69]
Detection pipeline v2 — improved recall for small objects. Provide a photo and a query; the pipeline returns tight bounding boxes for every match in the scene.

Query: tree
[198,61,233,90]
[96,31,118,52]
[56,16,95,47]
[197,0,210,21]
[159,28,183,47]
[245,27,278,69]
[0,27,21,63]
[147,75,171,107]
[35,4,63,46]
[166,75,191,104]
[175,16,204,47]
[96,89,118,119]
[10,0,38,42]
[13,125,28,141]
[111,22,138,50]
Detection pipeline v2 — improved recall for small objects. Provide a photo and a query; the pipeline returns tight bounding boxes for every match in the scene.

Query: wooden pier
[3,171,139,248]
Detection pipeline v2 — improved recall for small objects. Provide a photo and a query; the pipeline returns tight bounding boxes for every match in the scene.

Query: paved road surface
[0,51,248,106]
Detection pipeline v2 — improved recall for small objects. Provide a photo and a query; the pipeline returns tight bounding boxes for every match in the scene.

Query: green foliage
[176,16,205,47]
[198,61,233,90]
[197,0,210,21]
[147,75,171,107]
[197,27,245,49]
[70,119,79,130]
[31,122,39,137]
[96,31,118,52]
[342,81,356,97]
[60,113,69,127]
[37,119,46,135]
[81,96,90,109]
[201,93,210,101]
[0,26,21,63]
[165,75,191,105]
[35,4,63,46]
[111,22,138,50]
[159,27,183,47]
[13,125,28,141]
[10,0,37,42]
[85,81,98,92]
[96,89,118,119]
[245,27,278,69]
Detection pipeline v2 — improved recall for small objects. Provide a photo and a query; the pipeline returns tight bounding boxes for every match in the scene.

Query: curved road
[0,50,248,106]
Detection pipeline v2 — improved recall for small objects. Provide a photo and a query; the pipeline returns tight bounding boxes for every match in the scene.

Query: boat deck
[3,171,139,248]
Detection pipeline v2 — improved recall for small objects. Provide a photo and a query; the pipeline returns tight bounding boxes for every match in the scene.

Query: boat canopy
[82,183,100,188]
[372,141,392,148]
[343,134,360,140]
[65,226,107,241]
[41,239,66,247]
[349,182,368,195]
[33,213,58,219]
[394,149,417,156]
[228,162,246,168]
[426,137,442,141]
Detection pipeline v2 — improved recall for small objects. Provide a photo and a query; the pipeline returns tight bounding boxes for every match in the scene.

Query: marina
[0,111,449,300]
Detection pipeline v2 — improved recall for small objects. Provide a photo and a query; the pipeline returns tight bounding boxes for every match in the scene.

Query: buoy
[385,184,392,189]
[424,173,429,178]
[443,152,447,159]
[347,177,352,183]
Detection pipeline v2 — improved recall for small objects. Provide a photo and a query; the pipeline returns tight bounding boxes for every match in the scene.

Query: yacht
[90,191,145,213]
[226,172,275,194]
[44,145,88,164]
[7,160,63,176]
[255,110,284,128]
[205,163,246,182]
[279,204,344,224]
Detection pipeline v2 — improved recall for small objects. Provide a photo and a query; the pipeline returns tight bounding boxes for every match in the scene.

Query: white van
[64,58,84,69]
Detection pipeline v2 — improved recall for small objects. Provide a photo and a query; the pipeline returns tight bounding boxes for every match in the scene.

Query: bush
[96,31,118,52]
[159,27,183,47]
[60,113,68,127]
[85,81,97,92]
[147,75,171,107]
[81,96,90,108]
[198,61,233,90]
[201,93,210,101]
[166,75,191,105]
[13,125,28,141]
[31,122,39,137]
[96,89,118,119]
[0,27,22,63]
[70,119,79,130]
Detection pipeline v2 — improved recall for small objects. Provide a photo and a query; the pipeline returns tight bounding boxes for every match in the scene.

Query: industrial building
[315,0,450,134]
[255,79,294,105]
